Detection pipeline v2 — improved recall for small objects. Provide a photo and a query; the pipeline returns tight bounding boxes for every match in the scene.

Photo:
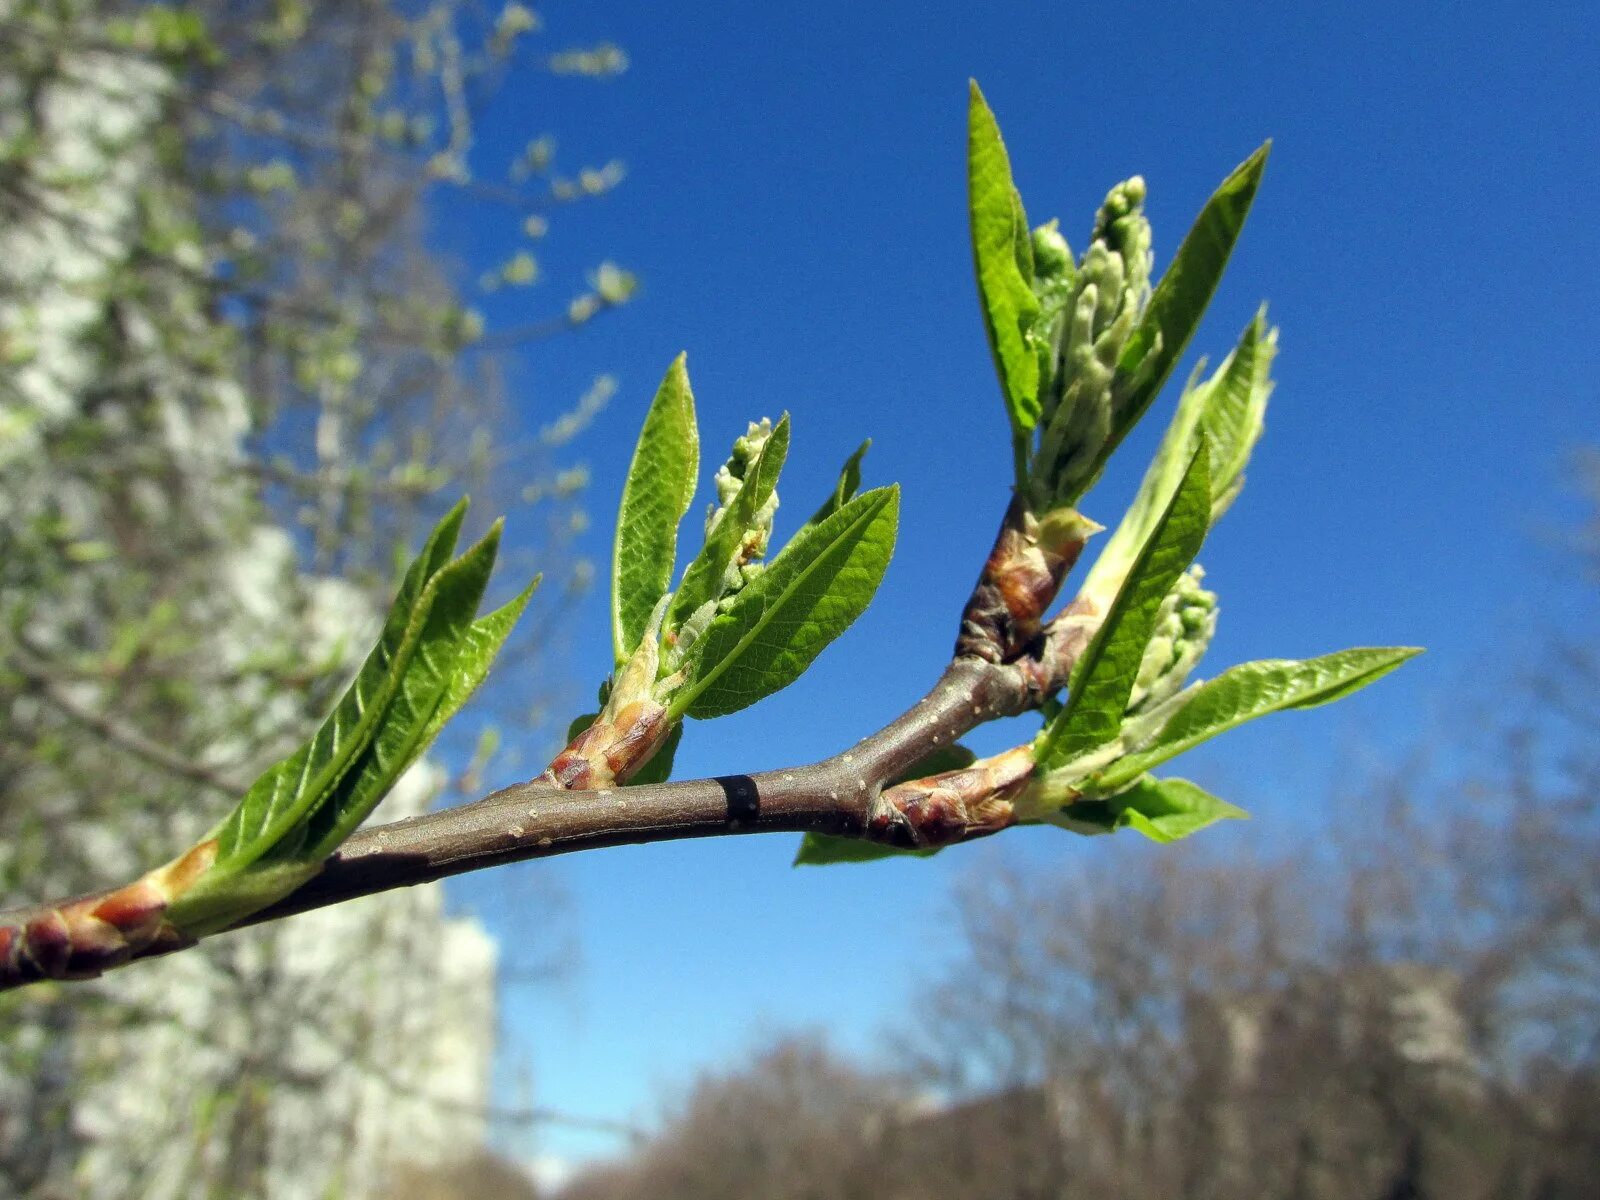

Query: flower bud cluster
[1029,178,1152,511]
[1126,565,1216,715]
[706,418,779,603]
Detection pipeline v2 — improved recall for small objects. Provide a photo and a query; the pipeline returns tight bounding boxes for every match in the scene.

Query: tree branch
[0,614,1072,989]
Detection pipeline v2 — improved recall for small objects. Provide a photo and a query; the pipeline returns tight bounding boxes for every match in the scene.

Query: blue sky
[434,0,1598,1172]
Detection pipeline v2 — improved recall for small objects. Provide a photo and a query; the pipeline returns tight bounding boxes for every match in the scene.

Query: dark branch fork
[1,501,1098,989]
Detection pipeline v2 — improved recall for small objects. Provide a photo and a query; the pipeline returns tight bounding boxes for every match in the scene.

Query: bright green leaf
[175,524,528,934]
[968,81,1041,436]
[806,440,870,527]
[209,501,470,871]
[613,354,699,665]
[1199,307,1276,517]
[1091,646,1423,791]
[793,833,940,866]
[248,525,502,863]
[290,567,540,864]
[1035,446,1211,770]
[668,415,791,630]
[1112,775,1248,842]
[675,486,899,720]
[1081,308,1275,610]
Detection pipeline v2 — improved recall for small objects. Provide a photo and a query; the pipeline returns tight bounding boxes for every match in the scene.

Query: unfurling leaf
[1089,646,1423,792]
[613,354,699,665]
[1082,306,1276,611]
[968,81,1042,439]
[806,440,870,527]
[209,500,470,872]
[1197,307,1276,517]
[170,503,535,935]
[1035,445,1211,770]
[675,486,899,719]
[1053,775,1247,842]
[284,567,540,865]
[792,833,939,867]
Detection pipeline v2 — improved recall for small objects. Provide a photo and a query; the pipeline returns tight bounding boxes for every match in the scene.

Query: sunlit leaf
[806,440,870,527]
[968,81,1042,437]
[1035,446,1210,769]
[613,355,699,664]
[1090,647,1423,791]
[1054,775,1246,842]
[210,501,470,871]
[675,486,899,719]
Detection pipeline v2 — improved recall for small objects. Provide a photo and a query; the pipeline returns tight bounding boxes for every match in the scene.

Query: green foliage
[613,355,699,665]
[793,834,938,866]
[1035,446,1211,770]
[171,503,535,933]
[1195,308,1277,517]
[970,87,1270,520]
[209,502,472,871]
[1087,648,1422,794]
[807,441,871,527]
[1057,775,1247,843]
[967,82,1042,445]
[590,360,897,744]
[675,487,899,720]
[1082,308,1276,609]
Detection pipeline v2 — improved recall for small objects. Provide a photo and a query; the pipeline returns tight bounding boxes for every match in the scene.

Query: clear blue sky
[433,0,1598,1171]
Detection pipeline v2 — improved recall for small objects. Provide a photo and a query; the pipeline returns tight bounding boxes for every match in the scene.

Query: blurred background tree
[0,0,632,1195]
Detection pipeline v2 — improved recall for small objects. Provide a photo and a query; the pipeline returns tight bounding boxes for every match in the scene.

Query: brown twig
[1,493,1103,991]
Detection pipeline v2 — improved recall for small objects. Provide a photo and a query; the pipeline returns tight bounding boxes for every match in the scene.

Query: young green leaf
[1199,307,1276,517]
[289,566,540,865]
[1057,775,1247,843]
[1106,143,1270,469]
[209,502,470,871]
[174,526,527,933]
[613,354,699,665]
[674,486,899,720]
[667,415,791,630]
[245,526,501,861]
[793,834,940,867]
[1035,445,1211,770]
[1081,308,1275,610]
[806,440,870,527]
[1090,646,1423,791]
[968,81,1042,438]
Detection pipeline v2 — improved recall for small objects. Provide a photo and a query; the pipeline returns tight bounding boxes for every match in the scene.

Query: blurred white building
[0,3,499,1195]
